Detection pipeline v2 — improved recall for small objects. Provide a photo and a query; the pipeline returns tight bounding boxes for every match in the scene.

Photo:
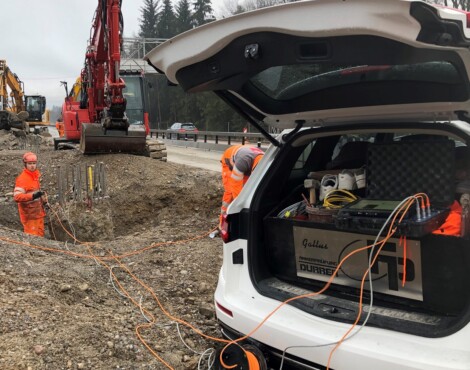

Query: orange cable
[325,196,416,369]
[2,194,424,369]
[218,225,406,368]
[326,232,393,369]
[83,245,175,369]
[402,236,407,288]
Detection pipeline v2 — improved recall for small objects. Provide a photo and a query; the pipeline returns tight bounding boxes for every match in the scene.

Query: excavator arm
[78,0,147,154]
[0,59,29,130]
[0,59,26,113]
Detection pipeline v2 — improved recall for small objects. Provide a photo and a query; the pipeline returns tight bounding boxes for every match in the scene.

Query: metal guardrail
[149,129,266,147]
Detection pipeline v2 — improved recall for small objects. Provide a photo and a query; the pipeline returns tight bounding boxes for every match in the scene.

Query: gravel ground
[0,129,226,370]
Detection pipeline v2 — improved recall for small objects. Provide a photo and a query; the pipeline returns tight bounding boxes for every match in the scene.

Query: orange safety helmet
[23,152,38,163]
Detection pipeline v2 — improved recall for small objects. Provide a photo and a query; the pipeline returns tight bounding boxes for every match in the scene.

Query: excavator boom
[67,0,147,154]
[0,59,25,113]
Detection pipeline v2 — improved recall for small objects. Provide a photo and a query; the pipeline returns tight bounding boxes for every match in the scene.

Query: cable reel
[214,343,268,370]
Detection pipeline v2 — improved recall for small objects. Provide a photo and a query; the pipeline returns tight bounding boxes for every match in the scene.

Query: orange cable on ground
[77,246,232,369]
[1,194,424,369]
[83,245,176,369]
[0,204,217,262]
[0,210,218,368]
[47,201,219,259]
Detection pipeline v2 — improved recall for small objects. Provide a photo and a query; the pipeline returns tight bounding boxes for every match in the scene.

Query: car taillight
[220,214,229,243]
[178,129,186,132]
[216,301,233,317]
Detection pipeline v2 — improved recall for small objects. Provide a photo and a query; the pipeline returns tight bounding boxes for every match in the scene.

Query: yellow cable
[323,189,358,209]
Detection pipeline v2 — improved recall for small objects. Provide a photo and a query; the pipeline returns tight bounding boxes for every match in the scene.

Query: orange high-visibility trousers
[22,218,45,237]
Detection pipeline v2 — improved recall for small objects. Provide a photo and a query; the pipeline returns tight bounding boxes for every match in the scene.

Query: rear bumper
[218,320,327,370]
[214,244,470,370]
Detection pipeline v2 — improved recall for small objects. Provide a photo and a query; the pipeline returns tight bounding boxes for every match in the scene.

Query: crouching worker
[14,152,47,237]
[220,145,264,226]
[433,146,470,237]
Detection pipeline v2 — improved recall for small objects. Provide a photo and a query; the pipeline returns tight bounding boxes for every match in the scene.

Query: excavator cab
[121,72,145,126]
[79,72,148,155]
[25,95,46,122]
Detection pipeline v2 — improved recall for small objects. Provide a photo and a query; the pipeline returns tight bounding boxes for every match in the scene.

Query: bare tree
[215,0,296,18]
[215,0,242,18]
[218,0,470,19]
[244,0,291,11]
[428,0,470,10]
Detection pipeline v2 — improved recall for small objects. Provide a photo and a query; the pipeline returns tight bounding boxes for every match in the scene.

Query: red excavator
[54,0,149,155]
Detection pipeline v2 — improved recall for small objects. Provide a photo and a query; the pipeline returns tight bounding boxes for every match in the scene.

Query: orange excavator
[54,0,150,155]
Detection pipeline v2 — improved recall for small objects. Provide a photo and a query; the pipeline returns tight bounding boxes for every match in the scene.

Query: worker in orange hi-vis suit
[14,152,47,237]
[220,145,264,226]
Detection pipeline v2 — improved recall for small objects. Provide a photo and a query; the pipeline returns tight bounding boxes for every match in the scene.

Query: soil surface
[0,129,226,370]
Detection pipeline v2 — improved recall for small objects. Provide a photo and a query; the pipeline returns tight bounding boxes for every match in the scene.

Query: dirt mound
[0,145,226,369]
[0,128,53,152]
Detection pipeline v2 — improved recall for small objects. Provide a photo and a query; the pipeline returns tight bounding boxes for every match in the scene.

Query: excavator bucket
[80,123,147,155]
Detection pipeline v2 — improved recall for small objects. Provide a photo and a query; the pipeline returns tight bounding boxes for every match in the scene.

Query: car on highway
[146,1,470,369]
[166,122,199,140]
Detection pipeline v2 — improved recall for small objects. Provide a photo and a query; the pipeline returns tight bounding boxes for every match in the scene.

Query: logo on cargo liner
[339,239,415,291]
[293,227,423,301]
[302,238,328,249]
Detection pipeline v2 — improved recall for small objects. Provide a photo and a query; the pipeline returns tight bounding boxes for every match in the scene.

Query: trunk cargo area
[252,126,470,337]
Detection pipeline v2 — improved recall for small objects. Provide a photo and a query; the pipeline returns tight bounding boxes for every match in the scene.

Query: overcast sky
[2,0,223,109]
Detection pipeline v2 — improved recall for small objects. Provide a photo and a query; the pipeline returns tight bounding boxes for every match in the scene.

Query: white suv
[146,1,470,369]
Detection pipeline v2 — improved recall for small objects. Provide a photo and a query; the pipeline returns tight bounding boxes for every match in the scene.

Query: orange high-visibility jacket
[220,145,264,217]
[433,200,462,236]
[14,169,45,223]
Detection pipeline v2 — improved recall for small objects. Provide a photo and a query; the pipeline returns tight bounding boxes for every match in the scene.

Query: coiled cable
[323,189,358,209]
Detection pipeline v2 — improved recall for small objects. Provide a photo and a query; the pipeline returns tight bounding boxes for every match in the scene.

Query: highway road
[48,125,223,172]
[166,145,221,172]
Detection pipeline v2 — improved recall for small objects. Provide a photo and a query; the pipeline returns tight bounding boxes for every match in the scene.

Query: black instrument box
[366,140,455,206]
[335,140,455,236]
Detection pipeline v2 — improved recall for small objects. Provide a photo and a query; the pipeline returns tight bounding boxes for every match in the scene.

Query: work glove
[32,191,44,200]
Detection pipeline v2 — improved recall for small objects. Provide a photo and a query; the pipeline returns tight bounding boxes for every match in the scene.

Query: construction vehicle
[0,59,50,133]
[24,95,50,134]
[54,0,162,158]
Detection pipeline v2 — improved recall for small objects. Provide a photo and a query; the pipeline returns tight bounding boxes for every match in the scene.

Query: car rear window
[251,61,461,101]
[175,34,470,116]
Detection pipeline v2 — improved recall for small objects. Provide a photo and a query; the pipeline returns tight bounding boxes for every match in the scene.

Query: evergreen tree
[139,0,159,38]
[197,93,245,131]
[157,0,177,38]
[192,0,214,27]
[175,0,193,34]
